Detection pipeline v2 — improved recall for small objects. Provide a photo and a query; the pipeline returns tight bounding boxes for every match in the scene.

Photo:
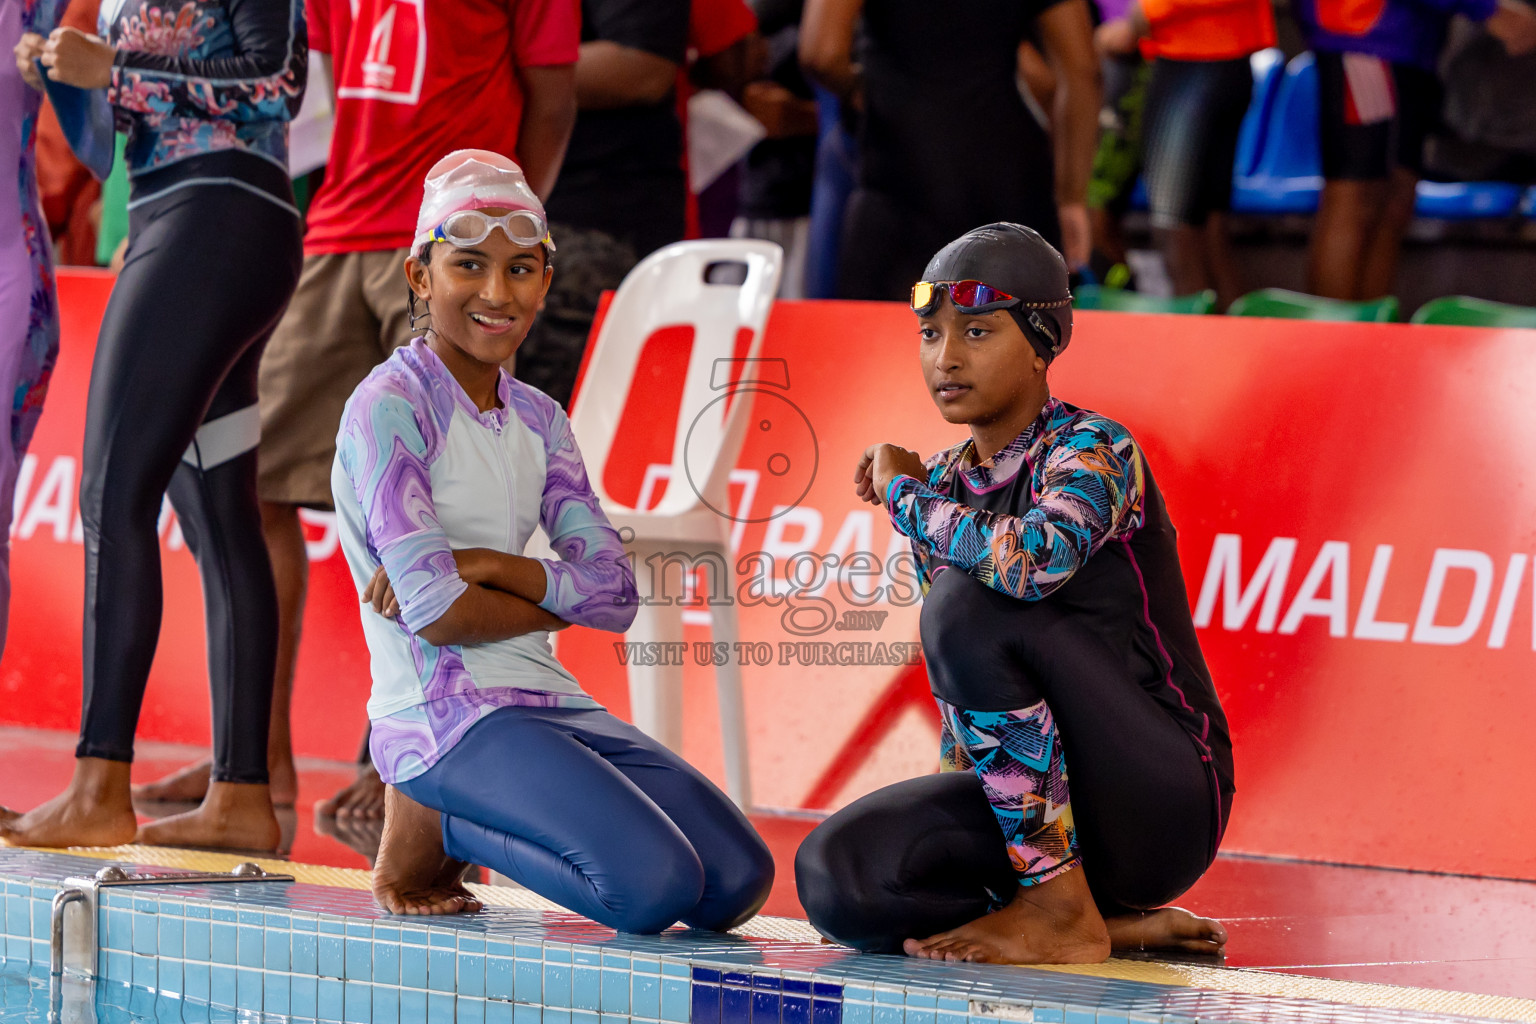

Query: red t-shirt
[304,0,580,254]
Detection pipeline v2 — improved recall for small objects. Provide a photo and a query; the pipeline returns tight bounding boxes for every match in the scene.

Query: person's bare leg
[315,807,385,865]
[1154,225,1212,297]
[134,781,282,851]
[1359,168,1417,300]
[134,501,309,807]
[1201,213,1244,311]
[317,732,386,819]
[1307,180,1384,300]
[1106,907,1227,955]
[372,785,483,915]
[0,758,138,847]
[903,866,1111,965]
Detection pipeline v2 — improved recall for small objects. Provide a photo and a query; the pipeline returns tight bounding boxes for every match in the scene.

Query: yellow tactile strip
[26,844,1536,1024]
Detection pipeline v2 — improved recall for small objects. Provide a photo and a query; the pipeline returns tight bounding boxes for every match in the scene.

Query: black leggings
[796,569,1218,953]
[75,155,302,784]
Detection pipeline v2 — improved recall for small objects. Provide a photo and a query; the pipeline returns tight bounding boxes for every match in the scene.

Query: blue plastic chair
[1414,181,1523,220]
[1231,53,1323,214]
[1234,48,1286,179]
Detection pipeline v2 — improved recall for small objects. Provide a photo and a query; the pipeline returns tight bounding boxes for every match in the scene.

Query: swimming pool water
[0,957,257,1023]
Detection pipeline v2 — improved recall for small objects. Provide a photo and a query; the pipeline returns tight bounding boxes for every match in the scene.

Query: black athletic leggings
[795,569,1218,953]
[75,153,302,784]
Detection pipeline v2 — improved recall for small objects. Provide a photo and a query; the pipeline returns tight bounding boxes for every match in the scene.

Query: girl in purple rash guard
[2,0,66,656]
[332,149,773,927]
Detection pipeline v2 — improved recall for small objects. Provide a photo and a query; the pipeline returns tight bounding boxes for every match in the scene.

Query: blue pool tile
[185,902,209,920]
[515,1003,543,1024]
[907,1008,937,1024]
[547,1009,574,1024]
[489,1000,516,1024]
[873,1005,904,1024]
[319,933,346,979]
[211,964,238,1007]
[212,906,237,923]
[842,1002,871,1024]
[264,971,291,1015]
[238,925,265,969]
[754,989,783,1024]
[785,995,812,1024]
[155,914,184,959]
[517,956,544,1002]
[211,922,238,965]
[429,991,459,1023]
[184,960,210,1003]
[346,979,373,1023]
[574,965,600,1010]
[292,929,319,975]
[546,962,574,1007]
[132,910,158,956]
[815,998,846,1024]
[31,896,48,938]
[572,1011,598,1024]
[319,977,346,1021]
[662,960,690,978]
[1066,1008,1096,1024]
[661,977,690,1022]
[430,944,459,992]
[156,957,183,998]
[403,987,430,1022]
[462,952,489,998]
[602,969,630,1013]
[633,956,661,975]
[102,949,130,984]
[347,936,373,981]
[265,927,291,972]
[516,940,542,959]
[30,938,45,964]
[184,918,210,962]
[938,998,969,1013]
[375,935,402,986]
[237,966,263,1010]
[462,998,491,1024]
[846,987,874,1004]
[723,983,753,1024]
[633,971,661,1018]
[939,1013,968,1024]
[322,916,347,934]
[264,909,291,930]
[104,907,130,951]
[696,968,723,984]
[4,935,28,962]
[695,982,723,1024]
[374,983,402,1024]
[402,941,429,989]
[489,955,517,1001]
[291,974,318,1017]
[133,953,157,989]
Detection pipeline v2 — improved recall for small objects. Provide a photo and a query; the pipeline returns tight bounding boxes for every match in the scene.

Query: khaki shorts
[257,247,414,509]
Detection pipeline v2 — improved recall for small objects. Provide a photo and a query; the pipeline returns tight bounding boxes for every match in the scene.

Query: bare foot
[315,807,385,865]
[373,786,482,916]
[317,764,386,819]
[134,756,298,808]
[132,760,212,804]
[135,782,282,851]
[0,758,139,848]
[1107,907,1227,956]
[903,867,1110,965]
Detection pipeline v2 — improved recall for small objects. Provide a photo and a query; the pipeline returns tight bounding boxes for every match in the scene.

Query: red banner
[8,270,1536,880]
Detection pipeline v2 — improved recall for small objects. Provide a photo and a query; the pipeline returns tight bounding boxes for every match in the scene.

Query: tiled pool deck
[2,848,1531,1024]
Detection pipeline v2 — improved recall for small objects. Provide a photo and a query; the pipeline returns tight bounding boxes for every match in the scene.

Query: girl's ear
[405,256,432,300]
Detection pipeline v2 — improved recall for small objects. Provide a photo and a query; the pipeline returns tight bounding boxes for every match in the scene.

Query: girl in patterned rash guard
[795,223,1233,964]
[332,150,773,926]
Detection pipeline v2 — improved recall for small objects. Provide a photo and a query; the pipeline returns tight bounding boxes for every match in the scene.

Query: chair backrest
[1074,285,1216,315]
[569,239,784,519]
[1234,48,1286,179]
[1410,295,1536,327]
[1254,52,1321,181]
[1229,287,1399,322]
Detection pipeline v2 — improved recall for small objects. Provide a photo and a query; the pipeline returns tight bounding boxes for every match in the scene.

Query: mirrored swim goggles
[430,208,557,252]
[911,279,1069,353]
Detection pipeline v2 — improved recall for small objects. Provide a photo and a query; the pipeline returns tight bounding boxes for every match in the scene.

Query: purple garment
[334,339,638,783]
[0,0,65,655]
[1294,0,1497,70]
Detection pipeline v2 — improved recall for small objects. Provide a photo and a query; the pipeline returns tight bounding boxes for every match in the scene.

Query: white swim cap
[412,149,553,254]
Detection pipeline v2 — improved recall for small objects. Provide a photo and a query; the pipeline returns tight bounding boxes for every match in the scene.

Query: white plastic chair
[563,239,783,809]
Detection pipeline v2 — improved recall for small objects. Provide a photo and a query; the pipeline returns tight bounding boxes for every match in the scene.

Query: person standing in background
[799,0,1100,301]
[514,0,693,410]
[1295,0,1536,300]
[3,0,69,660]
[1096,0,1273,309]
[132,0,580,820]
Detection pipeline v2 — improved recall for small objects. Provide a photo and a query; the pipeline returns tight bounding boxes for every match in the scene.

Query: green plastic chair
[1228,288,1399,323]
[1409,295,1536,328]
[1074,285,1217,315]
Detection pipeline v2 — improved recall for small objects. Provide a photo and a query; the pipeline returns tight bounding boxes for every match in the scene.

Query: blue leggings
[394,706,774,934]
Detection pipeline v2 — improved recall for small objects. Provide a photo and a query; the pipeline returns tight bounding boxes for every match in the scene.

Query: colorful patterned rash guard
[332,339,639,785]
[886,396,1234,880]
[101,0,306,179]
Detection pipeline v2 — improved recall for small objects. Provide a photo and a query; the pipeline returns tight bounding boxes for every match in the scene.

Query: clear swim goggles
[429,209,556,252]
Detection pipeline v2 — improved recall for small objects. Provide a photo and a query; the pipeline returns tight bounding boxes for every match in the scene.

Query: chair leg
[708,600,753,810]
[624,598,686,752]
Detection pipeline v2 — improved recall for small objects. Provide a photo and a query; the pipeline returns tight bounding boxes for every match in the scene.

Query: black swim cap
[920,222,1074,364]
